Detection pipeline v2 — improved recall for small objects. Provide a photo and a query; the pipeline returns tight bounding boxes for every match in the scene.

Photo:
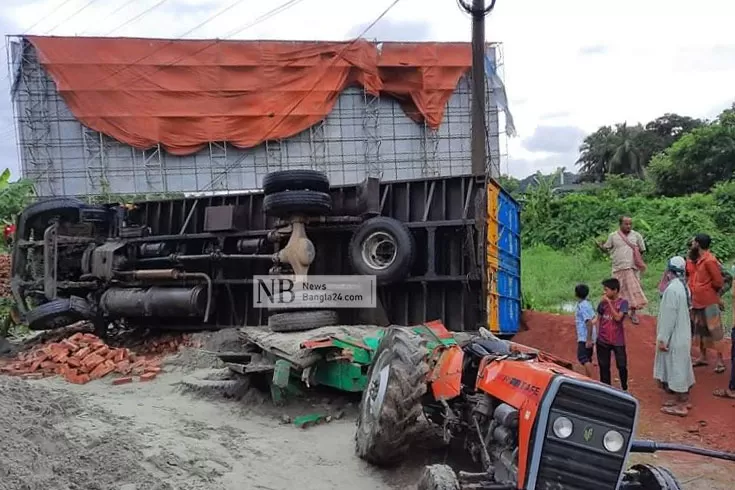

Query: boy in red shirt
[596,278,630,391]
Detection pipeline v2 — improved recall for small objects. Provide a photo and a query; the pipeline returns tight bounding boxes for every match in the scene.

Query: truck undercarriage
[11,172,493,334]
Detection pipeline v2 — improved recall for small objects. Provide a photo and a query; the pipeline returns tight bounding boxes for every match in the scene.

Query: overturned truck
[10,171,521,336]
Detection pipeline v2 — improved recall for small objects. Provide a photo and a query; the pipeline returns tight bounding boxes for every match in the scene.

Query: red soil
[516,311,735,452]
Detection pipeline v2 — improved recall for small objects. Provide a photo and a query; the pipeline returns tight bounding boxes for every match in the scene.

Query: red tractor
[354,324,734,490]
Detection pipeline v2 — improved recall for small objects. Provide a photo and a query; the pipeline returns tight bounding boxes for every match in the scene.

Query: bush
[521,184,735,261]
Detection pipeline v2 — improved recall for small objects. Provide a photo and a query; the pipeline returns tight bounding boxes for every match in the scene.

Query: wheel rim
[361,231,397,271]
[364,350,391,421]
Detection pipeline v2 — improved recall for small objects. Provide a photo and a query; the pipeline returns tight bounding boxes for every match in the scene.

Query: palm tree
[608,123,644,178]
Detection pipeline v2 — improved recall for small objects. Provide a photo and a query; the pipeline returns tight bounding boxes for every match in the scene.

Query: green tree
[608,123,645,178]
[649,122,735,196]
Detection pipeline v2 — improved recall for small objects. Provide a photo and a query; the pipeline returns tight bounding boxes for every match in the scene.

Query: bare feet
[712,388,735,399]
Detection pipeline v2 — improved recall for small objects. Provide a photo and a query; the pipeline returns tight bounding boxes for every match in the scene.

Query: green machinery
[219,322,458,404]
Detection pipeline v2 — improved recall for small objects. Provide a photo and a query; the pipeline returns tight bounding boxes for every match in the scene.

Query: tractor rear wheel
[417,465,460,490]
[355,327,429,466]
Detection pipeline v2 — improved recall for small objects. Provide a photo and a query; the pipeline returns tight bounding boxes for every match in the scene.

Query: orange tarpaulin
[26,36,472,156]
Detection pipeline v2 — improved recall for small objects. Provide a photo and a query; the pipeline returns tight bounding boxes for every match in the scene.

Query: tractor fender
[429,344,463,401]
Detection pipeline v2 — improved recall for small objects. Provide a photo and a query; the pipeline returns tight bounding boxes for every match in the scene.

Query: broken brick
[112,376,133,386]
[66,357,81,368]
[93,345,110,357]
[139,372,157,382]
[81,353,104,369]
[61,339,79,352]
[90,360,115,380]
[62,368,79,383]
[144,366,162,374]
[113,349,128,363]
[29,360,42,372]
[40,360,56,370]
[73,347,91,359]
[23,373,45,380]
[68,332,84,342]
[114,360,131,375]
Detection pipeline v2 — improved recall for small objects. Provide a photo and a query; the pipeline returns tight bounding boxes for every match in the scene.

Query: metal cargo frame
[8,37,508,197]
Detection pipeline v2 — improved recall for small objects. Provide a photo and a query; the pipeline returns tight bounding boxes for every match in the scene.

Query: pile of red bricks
[0,332,192,385]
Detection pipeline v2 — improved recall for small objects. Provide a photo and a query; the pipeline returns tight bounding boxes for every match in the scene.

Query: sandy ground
[1,329,733,490]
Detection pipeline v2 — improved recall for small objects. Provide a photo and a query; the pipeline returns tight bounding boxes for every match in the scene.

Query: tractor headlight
[603,430,625,453]
[552,416,574,439]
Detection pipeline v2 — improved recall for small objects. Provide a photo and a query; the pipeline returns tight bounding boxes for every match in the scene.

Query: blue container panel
[497,188,521,334]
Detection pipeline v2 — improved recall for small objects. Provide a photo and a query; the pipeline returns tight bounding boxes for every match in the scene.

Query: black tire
[263,170,330,195]
[349,217,415,285]
[355,327,429,466]
[417,465,460,490]
[268,310,338,332]
[25,296,93,331]
[179,368,250,400]
[628,464,683,490]
[18,197,109,238]
[263,190,332,218]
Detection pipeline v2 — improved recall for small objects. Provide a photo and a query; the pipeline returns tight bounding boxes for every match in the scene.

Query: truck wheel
[417,465,460,490]
[627,464,683,490]
[25,296,93,331]
[263,170,330,195]
[263,190,332,218]
[267,309,338,332]
[19,197,109,238]
[355,327,429,466]
[349,217,414,285]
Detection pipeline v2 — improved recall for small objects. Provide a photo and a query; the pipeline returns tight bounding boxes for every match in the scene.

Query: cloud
[0,11,20,178]
[579,45,608,56]
[540,111,571,121]
[346,18,433,41]
[521,125,587,154]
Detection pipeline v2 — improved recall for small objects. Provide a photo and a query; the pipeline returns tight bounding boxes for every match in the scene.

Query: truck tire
[25,296,93,331]
[19,197,109,238]
[349,217,415,284]
[263,190,332,218]
[417,465,460,490]
[268,309,338,332]
[263,170,330,195]
[355,327,429,466]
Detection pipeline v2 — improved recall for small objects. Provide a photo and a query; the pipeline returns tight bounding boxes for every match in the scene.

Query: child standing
[596,278,631,391]
[574,284,597,378]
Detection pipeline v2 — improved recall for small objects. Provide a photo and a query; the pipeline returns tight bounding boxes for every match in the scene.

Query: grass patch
[522,246,733,331]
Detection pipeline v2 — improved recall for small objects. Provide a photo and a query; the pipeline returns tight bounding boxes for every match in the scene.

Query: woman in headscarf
[655,256,696,417]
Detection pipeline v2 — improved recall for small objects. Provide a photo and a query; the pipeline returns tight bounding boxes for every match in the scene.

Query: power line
[103,0,171,37]
[43,0,103,35]
[203,0,404,191]
[79,0,140,36]
[80,0,248,90]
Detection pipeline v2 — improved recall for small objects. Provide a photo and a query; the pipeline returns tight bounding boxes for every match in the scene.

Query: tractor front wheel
[417,464,460,490]
[354,327,429,466]
[622,464,683,490]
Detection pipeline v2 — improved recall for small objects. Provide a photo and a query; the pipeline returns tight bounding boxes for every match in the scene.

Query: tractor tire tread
[417,464,460,490]
[355,328,429,466]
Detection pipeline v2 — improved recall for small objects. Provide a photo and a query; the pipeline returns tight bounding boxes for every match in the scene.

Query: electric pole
[460,0,497,176]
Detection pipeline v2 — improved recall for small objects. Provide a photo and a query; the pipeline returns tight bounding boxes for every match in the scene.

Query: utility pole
[471,0,486,176]
[466,0,496,176]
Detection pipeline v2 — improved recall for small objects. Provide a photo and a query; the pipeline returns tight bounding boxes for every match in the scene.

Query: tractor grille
[536,382,637,490]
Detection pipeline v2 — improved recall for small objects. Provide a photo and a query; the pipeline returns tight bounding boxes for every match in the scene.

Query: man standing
[655,256,695,417]
[687,234,726,374]
[597,216,648,324]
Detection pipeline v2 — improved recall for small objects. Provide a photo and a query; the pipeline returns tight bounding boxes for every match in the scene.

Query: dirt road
[1,326,733,490]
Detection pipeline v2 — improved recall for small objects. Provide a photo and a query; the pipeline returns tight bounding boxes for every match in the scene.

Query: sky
[1,0,734,179]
